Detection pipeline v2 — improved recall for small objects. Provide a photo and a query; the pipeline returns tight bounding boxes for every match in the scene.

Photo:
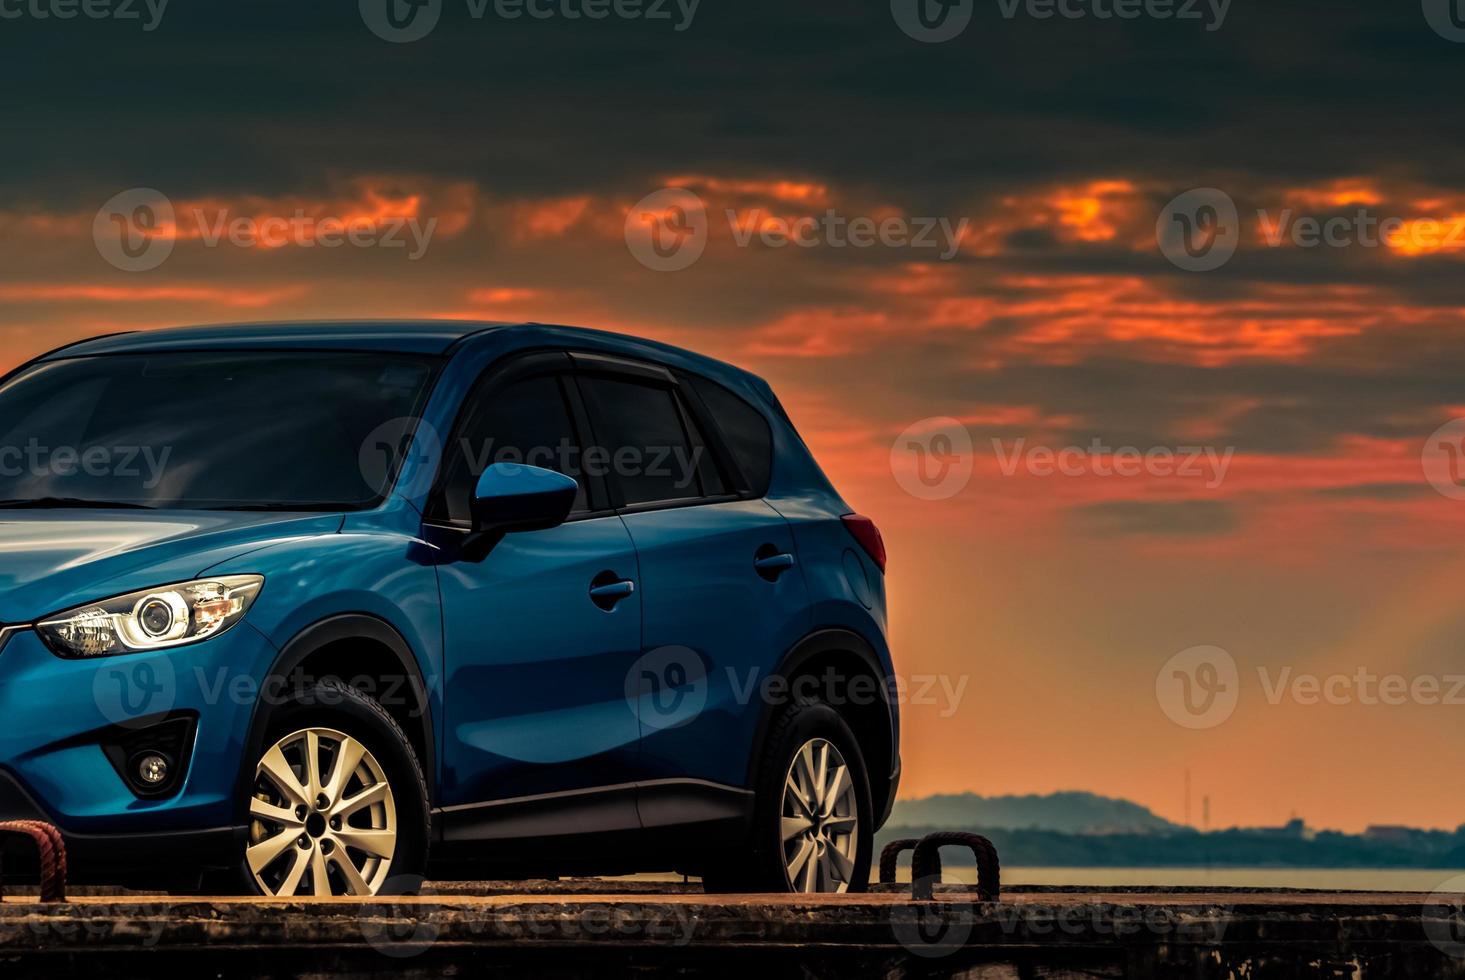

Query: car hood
[0,510,345,623]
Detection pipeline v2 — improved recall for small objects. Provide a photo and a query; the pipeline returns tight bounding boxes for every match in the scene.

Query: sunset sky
[5,0,1465,833]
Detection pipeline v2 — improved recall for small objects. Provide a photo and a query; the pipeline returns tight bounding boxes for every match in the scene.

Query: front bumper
[0,771,240,883]
[0,623,276,879]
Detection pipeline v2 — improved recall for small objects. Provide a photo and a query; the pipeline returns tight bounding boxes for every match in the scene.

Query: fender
[746,627,897,794]
[237,614,438,817]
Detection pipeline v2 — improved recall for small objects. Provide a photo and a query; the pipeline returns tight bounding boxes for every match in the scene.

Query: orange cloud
[1,177,477,251]
[744,267,1401,368]
[962,179,1147,256]
[664,175,832,207]
[1282,180,1385,209]
[509,196,593,240]
[467,287,545,304]
[0,283,308,307]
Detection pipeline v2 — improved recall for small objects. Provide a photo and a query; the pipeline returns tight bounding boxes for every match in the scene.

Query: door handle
[590,574,636,611]
[754,550,796,582]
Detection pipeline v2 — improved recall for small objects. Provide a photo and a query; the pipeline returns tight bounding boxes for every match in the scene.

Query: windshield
[0,351,440,511]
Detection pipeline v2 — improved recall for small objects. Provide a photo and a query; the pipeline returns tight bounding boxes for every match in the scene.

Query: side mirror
[470,463,578,538]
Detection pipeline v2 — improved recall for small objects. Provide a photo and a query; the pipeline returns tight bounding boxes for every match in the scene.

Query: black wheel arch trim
[238,613,438,819]
[749,628,898,813]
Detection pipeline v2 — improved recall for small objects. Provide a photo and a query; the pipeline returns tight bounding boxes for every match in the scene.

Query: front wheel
[705,698,873,894]
[242,680,429,897]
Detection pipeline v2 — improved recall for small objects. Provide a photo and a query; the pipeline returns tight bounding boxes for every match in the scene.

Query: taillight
[841,514,886,573]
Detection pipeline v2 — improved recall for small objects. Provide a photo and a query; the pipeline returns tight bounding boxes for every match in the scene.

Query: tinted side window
[435,373,587,523]
[689,376,774,496]
[580,377,703,507]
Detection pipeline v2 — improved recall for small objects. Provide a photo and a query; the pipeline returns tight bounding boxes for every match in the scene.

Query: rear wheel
[704,698,872,893]
[241,681,429,897]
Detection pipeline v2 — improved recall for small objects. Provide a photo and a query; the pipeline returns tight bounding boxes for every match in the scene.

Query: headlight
[37,575,264,658]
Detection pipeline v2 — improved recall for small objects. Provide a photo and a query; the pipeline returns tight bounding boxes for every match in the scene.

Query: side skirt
[428,778,754,879]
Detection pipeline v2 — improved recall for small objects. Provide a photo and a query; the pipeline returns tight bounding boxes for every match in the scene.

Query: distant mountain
[888,791,1182,836]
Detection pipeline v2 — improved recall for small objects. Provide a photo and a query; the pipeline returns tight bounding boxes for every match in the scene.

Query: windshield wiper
[0,497,157,510]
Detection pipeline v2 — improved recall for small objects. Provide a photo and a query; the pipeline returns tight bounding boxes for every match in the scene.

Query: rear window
[689,376,774,496]
[580,376,705,507]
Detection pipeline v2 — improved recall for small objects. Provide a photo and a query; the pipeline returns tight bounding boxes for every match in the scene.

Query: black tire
[704,696,873,893]
[235,679,430,897]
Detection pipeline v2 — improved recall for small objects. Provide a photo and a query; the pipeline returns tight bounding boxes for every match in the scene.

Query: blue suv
[0,322,896,895]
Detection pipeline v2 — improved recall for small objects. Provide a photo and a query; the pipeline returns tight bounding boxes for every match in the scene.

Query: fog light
[136,753,171,786]
[105,716,195,798]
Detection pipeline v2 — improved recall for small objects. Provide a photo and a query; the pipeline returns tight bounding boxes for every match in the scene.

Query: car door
[572,356,811,827]
[428,353,644,839]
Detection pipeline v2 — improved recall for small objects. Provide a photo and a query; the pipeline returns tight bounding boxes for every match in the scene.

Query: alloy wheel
[246,727,398,897]
[780,737,860,893]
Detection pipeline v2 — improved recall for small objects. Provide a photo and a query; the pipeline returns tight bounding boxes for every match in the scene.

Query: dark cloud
[2,0,1463,203]
[1313,482,1432,501]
